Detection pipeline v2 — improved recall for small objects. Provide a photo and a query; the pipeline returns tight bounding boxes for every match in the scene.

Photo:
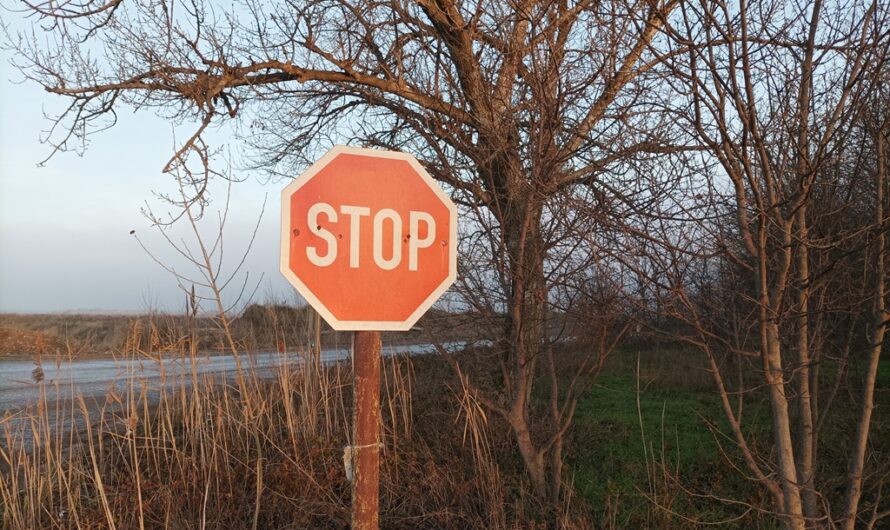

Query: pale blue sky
[0,22,293,313]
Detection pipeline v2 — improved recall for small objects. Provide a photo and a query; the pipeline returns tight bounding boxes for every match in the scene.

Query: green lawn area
[568,373,771,528]
[565,349,890,529]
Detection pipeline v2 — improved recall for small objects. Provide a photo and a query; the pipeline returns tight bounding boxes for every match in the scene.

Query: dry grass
[0,307,485,359]
[0,313,218,357]
[0,336,585,529]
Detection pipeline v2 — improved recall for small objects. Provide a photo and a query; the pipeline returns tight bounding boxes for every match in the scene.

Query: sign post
[352,330,381,530]
[280,146,457,529]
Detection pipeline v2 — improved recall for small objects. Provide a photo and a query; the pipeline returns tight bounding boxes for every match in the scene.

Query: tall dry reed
[0,328,561,529]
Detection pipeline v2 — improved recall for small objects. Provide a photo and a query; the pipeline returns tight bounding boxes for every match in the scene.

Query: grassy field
[566,347,890,529]
[1,324,888,528]
[568,351,774,528]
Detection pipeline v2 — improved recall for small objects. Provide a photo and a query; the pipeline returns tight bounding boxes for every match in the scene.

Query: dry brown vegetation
[0,337,587,529]
[0,307,477,358]
[0,313,215,358]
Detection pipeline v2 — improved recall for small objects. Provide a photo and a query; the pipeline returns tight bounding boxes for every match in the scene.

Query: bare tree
[6,0,692,502]
[629,1,890,528]
[133,141,265,365]
[842,86,890,530]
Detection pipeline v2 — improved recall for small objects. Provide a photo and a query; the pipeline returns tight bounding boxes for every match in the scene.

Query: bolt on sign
[280,145,458,331]
[279,145,457,530]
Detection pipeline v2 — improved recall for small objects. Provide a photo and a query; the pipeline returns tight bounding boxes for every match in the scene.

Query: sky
[0,20,295,314]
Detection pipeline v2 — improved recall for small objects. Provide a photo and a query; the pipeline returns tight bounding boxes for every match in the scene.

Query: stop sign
[280,146,457,331]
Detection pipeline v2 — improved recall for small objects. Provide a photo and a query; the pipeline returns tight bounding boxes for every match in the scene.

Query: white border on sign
[280,145,459,331]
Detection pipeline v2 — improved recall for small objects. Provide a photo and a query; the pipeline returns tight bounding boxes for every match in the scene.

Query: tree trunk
[502,190,549,498]
[758,233,806,530]
[841,126,888,530]
[764,322,806,530]
[511,412,547,496]
[795,205,820,525]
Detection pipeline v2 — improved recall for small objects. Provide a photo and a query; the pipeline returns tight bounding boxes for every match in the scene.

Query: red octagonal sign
[280,146,458,331]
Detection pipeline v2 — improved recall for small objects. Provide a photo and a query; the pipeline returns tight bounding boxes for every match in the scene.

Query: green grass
[564,347,890,529]
[569,376,766,528]
[564,347,789,529]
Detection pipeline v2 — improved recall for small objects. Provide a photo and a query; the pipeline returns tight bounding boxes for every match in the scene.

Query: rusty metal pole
[352,330,381,530]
